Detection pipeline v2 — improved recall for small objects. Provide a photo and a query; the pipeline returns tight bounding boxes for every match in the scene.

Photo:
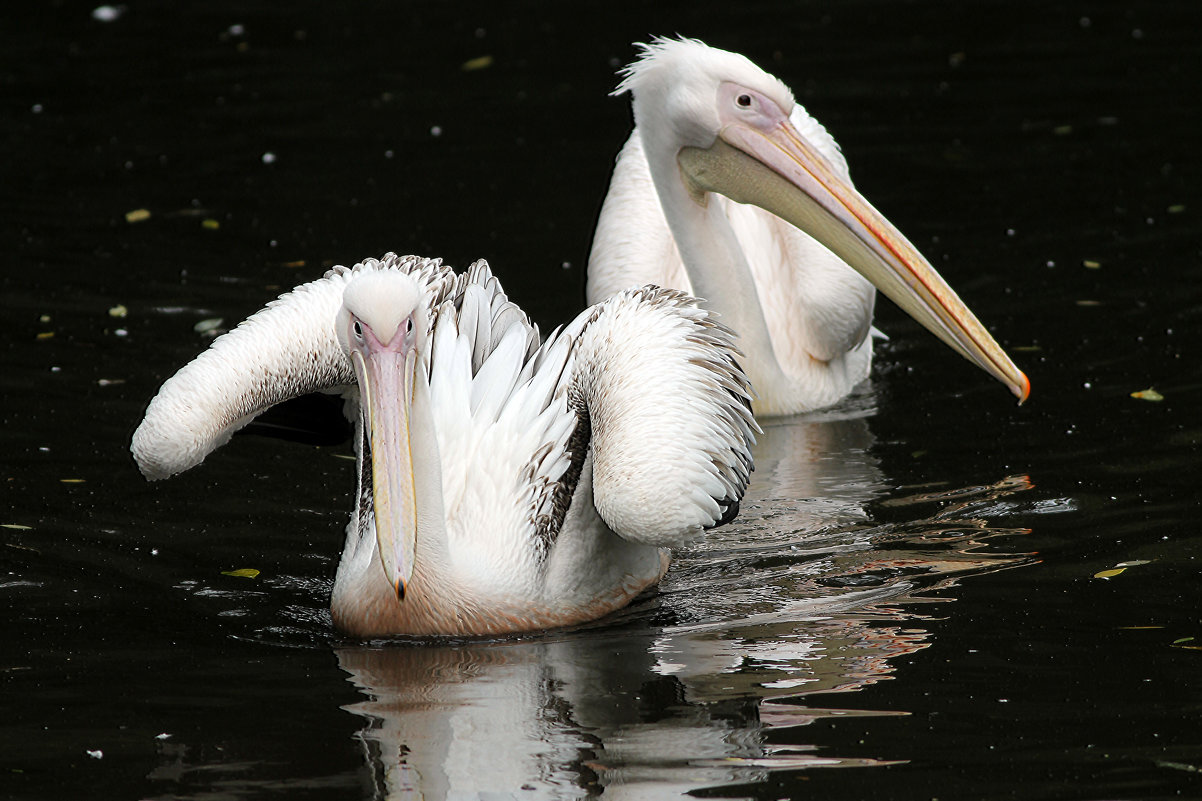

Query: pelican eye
[404,318,414,335]
[736,93,753,108]
[353,320,364,339]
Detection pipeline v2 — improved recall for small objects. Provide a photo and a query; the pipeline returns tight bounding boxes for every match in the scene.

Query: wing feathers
[422,262,582,556]
[131,254,454,480]
[573,286,757,546]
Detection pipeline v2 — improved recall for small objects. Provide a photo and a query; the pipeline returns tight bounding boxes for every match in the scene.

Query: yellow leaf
[2,524,33,530]
[125,208,151,223]
[1131,388,1164,402]
[1094,568,1125,579]
[59,478,86,484]
[221,568,260,579]
[36,331,54,340]
[108,304,128,318]
[1082,259,1101,269]
[201,218,220,230]
[461,54,494,71]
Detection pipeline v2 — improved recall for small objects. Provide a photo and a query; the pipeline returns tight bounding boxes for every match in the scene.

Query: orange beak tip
[1015,372,1032,405]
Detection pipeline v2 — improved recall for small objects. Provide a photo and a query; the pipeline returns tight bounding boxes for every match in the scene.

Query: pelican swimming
[587,37,1029,415]
[131,254,756,637]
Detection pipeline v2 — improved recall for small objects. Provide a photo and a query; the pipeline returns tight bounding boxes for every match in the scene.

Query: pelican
[588,38,1029,415]
[131,254,756,637]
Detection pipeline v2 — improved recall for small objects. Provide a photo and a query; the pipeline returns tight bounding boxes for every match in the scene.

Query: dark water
[4,2,1201,799]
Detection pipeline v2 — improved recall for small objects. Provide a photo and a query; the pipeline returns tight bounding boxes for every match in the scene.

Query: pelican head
[618,37,796,155]
[336,270,430,600]
[618,37,1029,403]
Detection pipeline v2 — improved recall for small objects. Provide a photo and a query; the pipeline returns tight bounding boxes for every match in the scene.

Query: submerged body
[588,38,1029,415]
[132,254,756,637]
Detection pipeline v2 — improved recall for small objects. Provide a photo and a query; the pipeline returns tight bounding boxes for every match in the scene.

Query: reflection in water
[329,399,1038,799]
[338,624,911,799]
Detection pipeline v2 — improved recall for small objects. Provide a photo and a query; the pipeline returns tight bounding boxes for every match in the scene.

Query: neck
[648,155,793,411]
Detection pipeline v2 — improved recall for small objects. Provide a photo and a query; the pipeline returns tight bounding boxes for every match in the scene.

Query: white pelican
[588,38,1030,415]
[131,254,756,637]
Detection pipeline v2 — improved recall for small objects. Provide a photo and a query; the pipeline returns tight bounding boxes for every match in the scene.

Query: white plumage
[588,38,1029,415]
[132,253,757,637]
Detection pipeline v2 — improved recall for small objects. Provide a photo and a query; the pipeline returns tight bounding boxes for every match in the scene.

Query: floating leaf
[194,317,224,334]
[461,54,494,71]
[1167,204,1186,214]
[4,543,39,553]
[221,568,260,579]
[1097,560,1151,580]
[36,331,54,340]
[108,304,128,318]
[281,260,306,268]
[1082,259,1101,269]
[1131,388,1164,402]
[201,218,220,230]
[125,208,151,224]
[1172,637,1195,645]
[2,524,33,530]
[59,478,86,484]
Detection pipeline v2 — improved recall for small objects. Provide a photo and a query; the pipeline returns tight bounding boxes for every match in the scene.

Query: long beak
[350,342,418,599]
[678,121,1030,403]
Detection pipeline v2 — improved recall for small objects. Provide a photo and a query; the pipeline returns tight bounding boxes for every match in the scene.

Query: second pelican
[588,37,1029,415]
